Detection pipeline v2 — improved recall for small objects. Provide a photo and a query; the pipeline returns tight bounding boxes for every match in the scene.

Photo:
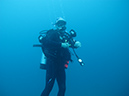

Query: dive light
[78,58,84,66]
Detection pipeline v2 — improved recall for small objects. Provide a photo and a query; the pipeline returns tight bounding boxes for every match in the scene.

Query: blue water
[0,0,129,96]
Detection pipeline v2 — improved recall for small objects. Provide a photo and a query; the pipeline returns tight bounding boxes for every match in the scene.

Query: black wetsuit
[40,29,71,96]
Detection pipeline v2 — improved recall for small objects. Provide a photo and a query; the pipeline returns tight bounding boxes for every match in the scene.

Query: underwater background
[0,0,129,96]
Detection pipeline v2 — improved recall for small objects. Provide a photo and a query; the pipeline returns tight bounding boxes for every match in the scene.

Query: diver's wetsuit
[40,29,71,96]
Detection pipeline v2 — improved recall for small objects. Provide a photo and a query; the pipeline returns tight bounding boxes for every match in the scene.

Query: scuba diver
[37,17,81,96]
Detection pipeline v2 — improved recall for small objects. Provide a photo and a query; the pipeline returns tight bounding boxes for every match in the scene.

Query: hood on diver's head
[55,17,66,27]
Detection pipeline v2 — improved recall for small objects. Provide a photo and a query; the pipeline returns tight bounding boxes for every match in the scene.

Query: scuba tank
[40,52,47,70]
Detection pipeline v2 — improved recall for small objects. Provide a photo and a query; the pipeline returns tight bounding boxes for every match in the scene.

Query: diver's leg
[56,68,66,96]
[41,58,56,96]
[41,72,55,96]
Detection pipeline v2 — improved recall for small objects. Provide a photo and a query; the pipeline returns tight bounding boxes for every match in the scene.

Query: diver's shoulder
[47,29,57,33]
[48,29,58,33]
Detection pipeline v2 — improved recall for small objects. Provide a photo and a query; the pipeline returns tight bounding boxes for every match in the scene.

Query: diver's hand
[74,41,81,48]
[61,43,69,48]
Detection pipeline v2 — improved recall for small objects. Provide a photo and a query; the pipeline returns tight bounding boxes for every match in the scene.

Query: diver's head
[55,17,66,31]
